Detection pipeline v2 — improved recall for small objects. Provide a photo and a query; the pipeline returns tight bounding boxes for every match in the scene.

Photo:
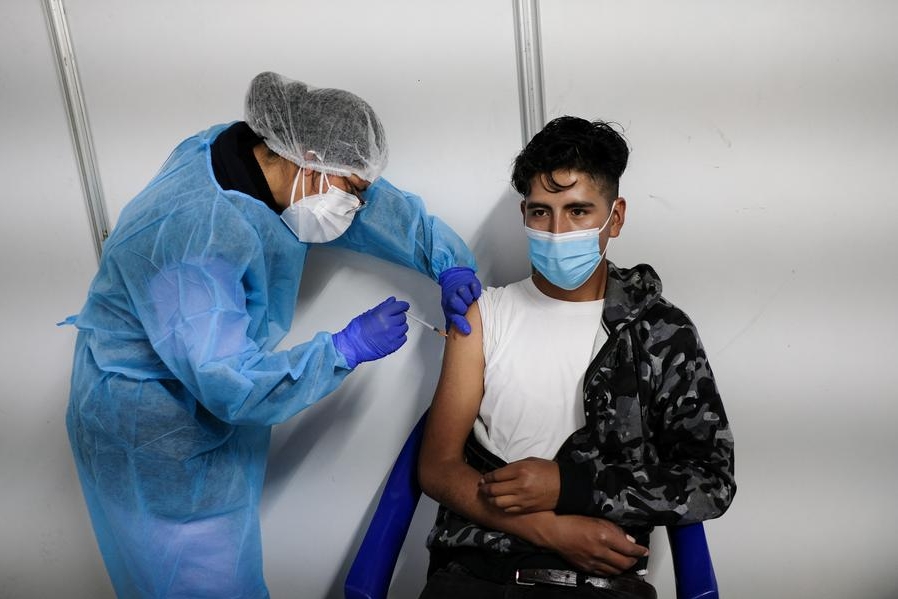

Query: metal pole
[512,0,546,147]
[43,0,109,263]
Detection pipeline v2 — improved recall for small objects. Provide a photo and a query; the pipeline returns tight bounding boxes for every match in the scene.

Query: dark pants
[419,564,654,599]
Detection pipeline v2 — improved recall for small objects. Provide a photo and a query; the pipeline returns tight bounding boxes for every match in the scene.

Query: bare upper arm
[419,300,486,472]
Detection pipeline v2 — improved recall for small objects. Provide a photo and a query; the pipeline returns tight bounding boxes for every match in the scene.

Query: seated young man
[417,116,736,599]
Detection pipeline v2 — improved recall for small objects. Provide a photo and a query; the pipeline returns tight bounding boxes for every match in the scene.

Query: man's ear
[609,197,627,238]
[520,199,526,223]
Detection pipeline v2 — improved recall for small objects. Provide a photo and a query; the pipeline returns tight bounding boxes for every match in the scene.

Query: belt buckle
[515,568,578,587]
[514,570,536,586]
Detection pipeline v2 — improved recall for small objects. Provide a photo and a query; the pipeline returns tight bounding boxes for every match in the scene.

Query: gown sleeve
[126,214,353,427]
[326,177,477,279]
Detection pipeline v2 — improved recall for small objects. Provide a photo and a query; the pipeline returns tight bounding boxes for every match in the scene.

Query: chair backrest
[345,411,719,599]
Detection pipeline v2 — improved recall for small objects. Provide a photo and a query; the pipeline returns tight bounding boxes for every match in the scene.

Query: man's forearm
[420,459,556,548]
[421,459,650,576]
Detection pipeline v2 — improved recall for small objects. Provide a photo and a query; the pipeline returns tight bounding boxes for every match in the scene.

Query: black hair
[511,116,629,203]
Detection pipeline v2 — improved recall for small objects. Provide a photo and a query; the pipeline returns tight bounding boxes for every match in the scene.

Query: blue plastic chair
[345,411,719,599]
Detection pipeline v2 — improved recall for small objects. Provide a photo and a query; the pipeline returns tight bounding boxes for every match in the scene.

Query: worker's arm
[327,177,477,280]
[418,301,648,576]
[132,209,405,427]
[327,178,481,333]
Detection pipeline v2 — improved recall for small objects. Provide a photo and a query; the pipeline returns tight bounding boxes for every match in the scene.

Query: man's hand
[542,515,649,576]
[478,457,560,513]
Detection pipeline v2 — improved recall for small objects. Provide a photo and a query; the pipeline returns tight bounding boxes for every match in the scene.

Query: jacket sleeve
[326,177,477,280]
[556,311,736,527]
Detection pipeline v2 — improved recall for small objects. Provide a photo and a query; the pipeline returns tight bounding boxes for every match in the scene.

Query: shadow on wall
[258,187,532,596]
[470,188,531,288]
[319,336,446,599]
[318,189,533,597]
[261,374,370,504]
[260,247,444,509]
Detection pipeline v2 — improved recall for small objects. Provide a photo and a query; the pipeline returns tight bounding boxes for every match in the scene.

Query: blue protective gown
[66,124,475,598]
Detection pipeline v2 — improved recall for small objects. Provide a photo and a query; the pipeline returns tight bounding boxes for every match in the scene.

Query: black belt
[515,569,657,599]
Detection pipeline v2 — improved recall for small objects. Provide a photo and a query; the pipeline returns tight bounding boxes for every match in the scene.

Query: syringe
[406,311,448,337]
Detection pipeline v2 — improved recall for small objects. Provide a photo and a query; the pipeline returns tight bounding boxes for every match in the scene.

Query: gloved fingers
[447,293,471,316]
[391,332,409,352]
[440,268,482,296]
[387,321,410,337]
[375,300,409,330]
[469,277,483,299]
[393,324,410,344]
[372,295,397,312]
[455,285,474,306]
[448,313,472,336]
[373,296,410,316]
[389,299,411,315]
[381,314,408,330]
[377,327,408,354]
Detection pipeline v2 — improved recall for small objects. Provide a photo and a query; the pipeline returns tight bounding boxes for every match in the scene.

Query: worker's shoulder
[107,195,262,265]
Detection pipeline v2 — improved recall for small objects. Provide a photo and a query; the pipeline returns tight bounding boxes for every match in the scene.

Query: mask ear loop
[598,199,619,257]
[288,166,303,208]
[597,199,618,233]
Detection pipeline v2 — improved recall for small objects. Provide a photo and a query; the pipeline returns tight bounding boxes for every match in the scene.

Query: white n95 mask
[280,167,363,243]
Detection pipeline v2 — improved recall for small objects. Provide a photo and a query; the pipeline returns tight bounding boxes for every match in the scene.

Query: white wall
[0,2,111,596]
[540,1,898,597]
[2,1,896,598]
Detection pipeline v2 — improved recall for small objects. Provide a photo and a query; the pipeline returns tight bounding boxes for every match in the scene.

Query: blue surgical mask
[525,203,616,290]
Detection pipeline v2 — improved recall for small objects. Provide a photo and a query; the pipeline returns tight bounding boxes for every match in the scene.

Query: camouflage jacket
[426,262,736,566]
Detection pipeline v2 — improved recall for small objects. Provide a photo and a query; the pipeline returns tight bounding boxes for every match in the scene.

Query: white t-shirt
[473,277,608,463]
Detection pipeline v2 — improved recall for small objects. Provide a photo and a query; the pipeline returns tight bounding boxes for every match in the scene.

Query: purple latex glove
[438,267,482,335]
[333,297,410,369]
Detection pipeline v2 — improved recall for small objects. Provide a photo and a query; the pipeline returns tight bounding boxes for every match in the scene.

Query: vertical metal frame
[42,0,543,260]
[512,0,546,147]
[43,0,109,262]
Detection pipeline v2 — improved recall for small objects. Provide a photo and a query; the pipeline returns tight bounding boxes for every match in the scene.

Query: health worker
[64,71,482,598]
